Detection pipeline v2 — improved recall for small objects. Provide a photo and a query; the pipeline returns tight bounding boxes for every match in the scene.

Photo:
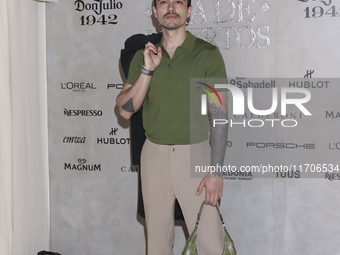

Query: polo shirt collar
[160,31,196,53]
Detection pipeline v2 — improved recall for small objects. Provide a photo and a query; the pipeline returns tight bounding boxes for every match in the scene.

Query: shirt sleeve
[125,49,144,85]
[205,47,228,93]
[206,47,227,79]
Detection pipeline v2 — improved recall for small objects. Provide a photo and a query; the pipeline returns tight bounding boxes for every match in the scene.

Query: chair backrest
[37,251,61,255]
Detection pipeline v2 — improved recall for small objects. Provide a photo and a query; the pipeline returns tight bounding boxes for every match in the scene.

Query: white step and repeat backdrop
[46,0,340,254]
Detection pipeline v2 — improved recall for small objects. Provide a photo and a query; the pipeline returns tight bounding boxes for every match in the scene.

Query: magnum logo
[64,158,101,171]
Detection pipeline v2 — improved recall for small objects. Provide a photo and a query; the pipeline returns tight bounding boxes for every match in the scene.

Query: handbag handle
[192,200,236,255]
[194,200,227,233]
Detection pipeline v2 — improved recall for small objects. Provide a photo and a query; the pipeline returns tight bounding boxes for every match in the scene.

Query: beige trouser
[141,139,224,255]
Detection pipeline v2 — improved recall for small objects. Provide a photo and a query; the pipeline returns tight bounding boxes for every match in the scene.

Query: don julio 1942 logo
[74,0,123,26]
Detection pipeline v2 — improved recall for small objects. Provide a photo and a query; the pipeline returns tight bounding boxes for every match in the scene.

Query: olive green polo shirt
[126,31,227,145]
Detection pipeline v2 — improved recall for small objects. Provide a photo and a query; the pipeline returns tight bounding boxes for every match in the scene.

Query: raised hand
[143,42,162,71]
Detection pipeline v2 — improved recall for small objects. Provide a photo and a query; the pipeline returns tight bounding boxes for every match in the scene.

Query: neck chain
[163,44,182,51]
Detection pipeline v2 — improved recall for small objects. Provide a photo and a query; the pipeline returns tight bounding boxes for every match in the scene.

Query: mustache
[164,12,180,18]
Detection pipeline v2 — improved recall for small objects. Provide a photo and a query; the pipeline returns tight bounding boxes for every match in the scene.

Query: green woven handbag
[181,201,236,255]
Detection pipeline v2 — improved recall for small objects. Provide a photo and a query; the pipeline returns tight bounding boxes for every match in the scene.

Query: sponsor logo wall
[46,1,340,254]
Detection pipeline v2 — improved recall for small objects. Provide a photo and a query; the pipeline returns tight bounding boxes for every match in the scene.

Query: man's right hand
[143,42,162,71]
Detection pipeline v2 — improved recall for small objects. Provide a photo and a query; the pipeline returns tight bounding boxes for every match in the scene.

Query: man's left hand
[196,174,223,206]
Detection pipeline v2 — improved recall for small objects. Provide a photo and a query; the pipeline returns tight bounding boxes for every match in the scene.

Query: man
[116,0,228,254]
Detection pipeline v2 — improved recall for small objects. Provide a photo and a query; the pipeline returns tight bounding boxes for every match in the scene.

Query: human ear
[153,6,158,19]
[187,5,192,18]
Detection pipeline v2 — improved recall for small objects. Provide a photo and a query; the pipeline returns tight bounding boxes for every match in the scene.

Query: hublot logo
[97,128,130,145]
